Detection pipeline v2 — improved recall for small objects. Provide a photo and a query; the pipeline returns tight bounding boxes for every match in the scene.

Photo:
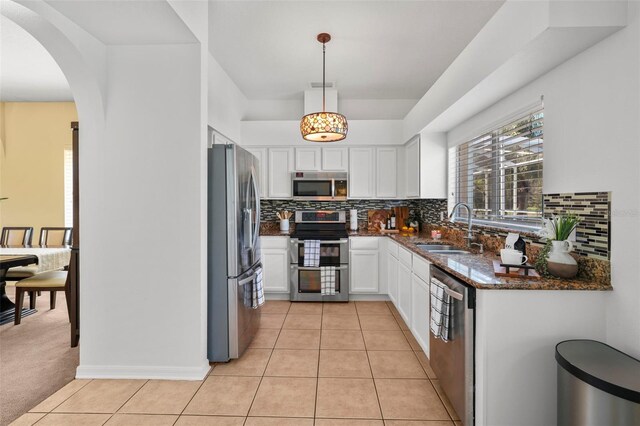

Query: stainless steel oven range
[289,211,349,302]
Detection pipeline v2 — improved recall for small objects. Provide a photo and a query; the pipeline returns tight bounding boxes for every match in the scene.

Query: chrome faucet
[448,202,483,253]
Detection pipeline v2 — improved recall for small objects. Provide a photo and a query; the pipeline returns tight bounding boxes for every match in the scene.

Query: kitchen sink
[416,244,470,255]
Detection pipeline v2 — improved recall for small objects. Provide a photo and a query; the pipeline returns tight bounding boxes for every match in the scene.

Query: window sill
[451,218,542,237]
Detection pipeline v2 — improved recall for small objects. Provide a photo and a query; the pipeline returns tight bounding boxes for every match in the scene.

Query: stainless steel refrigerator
[208,141,262,362]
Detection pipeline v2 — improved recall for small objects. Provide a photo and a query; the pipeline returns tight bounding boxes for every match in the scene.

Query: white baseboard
[265,292,390,302]
[265,292,290,300]
[76,362,211,381]
[348,294,390,301]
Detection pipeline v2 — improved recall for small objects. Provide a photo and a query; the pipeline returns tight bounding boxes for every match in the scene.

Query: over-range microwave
[291,172,348,201]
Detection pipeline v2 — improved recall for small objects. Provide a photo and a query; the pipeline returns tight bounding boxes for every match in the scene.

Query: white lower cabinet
[261,237,289,293]
[396,261,412,324]
[349,237,385,294]
[411,273,430,355]
[387,251,399,304]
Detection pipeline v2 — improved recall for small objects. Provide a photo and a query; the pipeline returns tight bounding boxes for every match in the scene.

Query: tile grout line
[102,379,150,426]
[243,302,289,423]
[174,364,215,426]
[30,378,94,418]
[430,378,457,422]
[359,308,386,422]
[313,305,324,421]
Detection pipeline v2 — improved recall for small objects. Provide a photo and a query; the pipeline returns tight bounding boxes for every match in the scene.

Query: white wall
[448,2,640,357]
[77,43,209,379]
[208,54,247,143]
[241,119,403,147]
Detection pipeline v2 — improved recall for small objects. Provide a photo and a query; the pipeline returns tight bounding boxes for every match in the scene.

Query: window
[64,149,73,228]
[450,106,544,231]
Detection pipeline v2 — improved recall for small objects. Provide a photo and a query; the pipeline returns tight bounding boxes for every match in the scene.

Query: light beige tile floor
[13,301,457,426]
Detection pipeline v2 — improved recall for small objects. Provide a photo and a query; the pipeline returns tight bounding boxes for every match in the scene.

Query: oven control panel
[296,211,346,223]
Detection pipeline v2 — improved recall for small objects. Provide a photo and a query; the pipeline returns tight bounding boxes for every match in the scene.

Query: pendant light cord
[322,42,326,112]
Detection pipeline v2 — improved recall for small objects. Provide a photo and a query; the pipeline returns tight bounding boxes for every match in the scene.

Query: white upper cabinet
[322,147,349,171]
[376,147,398,198]
[420,133,448,199]
[401,133,447,199]
[245,147,268,198]
[268,148,294,198]
[295,147,321,171]
[349,147,375,198]
[405,136,420,198]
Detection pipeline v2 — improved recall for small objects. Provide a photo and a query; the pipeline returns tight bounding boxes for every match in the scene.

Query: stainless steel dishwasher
[430,266,475,426]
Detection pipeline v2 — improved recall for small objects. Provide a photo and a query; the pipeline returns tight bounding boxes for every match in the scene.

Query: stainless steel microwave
[291,172,348,201]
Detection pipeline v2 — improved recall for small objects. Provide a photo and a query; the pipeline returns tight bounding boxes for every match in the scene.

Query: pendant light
[300,33,348,142]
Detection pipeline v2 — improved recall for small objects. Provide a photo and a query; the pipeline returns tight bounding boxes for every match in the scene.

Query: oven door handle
[290,239,349,245]
[291,265,348,271]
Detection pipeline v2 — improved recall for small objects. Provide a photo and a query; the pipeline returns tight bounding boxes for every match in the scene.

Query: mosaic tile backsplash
[261,191,611,261]
[261,199,415,223]
[543,192,610,260]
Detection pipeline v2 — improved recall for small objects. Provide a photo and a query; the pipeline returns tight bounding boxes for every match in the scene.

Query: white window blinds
[450,106,544,230]
[64,149,73,228]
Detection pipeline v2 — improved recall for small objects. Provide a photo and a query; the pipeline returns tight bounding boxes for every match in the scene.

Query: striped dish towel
[321,266,336,296]
[430,277,452,341]
[252,266,265,309]
[304,240,320,267]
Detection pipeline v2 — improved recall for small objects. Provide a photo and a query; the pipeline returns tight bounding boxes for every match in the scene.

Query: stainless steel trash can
[556,340,640,426]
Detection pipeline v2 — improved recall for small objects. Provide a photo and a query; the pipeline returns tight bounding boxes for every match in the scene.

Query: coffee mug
[500,249,528,270]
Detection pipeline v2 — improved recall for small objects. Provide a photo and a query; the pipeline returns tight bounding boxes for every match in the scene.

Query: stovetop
[291,229,349,240]
[291,223,348,240]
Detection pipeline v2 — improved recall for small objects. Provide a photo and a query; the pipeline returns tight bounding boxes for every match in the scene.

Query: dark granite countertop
[260,224,612,291]
[388,233,611,291]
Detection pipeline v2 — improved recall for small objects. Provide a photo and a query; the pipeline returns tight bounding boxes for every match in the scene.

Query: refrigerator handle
[243,208,253,249]
[251,168,260,248]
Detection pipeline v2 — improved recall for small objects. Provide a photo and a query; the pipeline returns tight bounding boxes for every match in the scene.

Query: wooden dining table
[0,254,39,325]
[0,246,72,325]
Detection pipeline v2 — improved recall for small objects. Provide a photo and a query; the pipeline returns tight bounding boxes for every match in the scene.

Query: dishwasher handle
[444,286,464,301]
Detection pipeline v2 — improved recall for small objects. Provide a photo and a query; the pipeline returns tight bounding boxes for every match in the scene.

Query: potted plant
[537,214,580,278]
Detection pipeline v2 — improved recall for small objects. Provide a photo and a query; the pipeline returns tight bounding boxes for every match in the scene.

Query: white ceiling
[0,16,72,101]
[1,0,504,113]
[44,0,197,45]
[209,1,504,101]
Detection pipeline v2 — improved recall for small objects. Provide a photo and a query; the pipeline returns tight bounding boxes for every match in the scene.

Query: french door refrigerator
[208,142,262,362]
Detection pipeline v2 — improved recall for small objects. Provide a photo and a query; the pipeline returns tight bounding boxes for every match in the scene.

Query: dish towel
[252,266,265,309]
[321,266,336,296]
[430,277,453,341]
[304,239,321,267]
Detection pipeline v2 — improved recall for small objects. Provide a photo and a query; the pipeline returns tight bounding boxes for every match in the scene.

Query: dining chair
[0,227,34,246]
[39,227,73,246]
[14,270,70,325]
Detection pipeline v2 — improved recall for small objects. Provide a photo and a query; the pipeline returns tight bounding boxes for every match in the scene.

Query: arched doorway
[1,1,105,423]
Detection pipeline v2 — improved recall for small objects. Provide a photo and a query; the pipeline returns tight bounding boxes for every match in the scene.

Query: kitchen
[1,0,639,425]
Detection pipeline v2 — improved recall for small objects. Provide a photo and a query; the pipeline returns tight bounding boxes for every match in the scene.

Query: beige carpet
[0,285,79,426]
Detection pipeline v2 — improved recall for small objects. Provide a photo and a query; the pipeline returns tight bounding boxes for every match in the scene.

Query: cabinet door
[411,273,430,355]
[405,137,420,198]
[349,147,375,198]
[295,147,321,171]
[322,147,348,171]
[268,148,294,198]
[262,249,289,293]
[376,147,398,198]
[350,250,379,293]
[396,261,412,325]
[387,252,399,304]
[245,147,268,198]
